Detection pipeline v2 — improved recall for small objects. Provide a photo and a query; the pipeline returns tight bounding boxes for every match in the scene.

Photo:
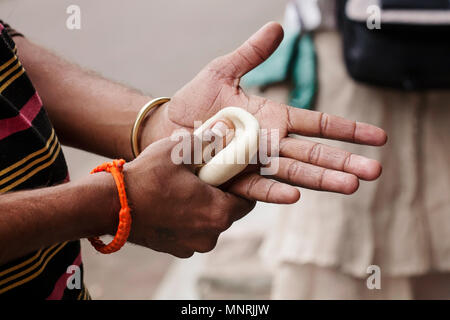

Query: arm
[14,22,387,204]
[14,36,152,161]
[0,136,254,264]
[0,172,116,264]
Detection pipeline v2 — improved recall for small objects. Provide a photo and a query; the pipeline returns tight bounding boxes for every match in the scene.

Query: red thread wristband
[88,159,131,254]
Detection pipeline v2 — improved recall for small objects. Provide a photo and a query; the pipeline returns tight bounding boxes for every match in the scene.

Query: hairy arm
[12,24,388,204]
[0,173,117,264]
[14,36,154,160]
[0,136,256,263]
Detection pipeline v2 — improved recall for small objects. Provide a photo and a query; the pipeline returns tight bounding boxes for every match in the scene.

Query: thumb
[213,21,284,79]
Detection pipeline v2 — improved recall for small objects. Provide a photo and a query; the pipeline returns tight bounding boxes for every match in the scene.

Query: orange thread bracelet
[88,159,131,254]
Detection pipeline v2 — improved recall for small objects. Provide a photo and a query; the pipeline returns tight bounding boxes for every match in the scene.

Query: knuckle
[350,120,357,143]
[319,112,329,137]
[236,47,253,69]
[317,169,326,190]
[195,237,219,253]
[207,203,233,231]
[308,143,323,165]
[245,175,262,198]
[287,161,302,181]
[180,189,195,202]
[242,197,257,214]
[286,106,295,131]
[265,181,277,203]
[246,40,266,63]
[174,250,195,259]
[279,139,290,155]
[342,152,353,171]
[212,213,232,231]
[240,198,256,213]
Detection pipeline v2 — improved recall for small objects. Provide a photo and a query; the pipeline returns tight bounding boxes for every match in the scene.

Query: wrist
[75,171,120,237]
[123,95,153,160]
[138,101,171,152]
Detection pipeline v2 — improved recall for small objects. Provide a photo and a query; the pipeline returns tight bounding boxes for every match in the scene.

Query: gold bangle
[130,97,171,158]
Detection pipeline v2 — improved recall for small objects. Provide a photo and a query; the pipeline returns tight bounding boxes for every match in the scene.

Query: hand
[122,134,255,258]
[143,22,387,204]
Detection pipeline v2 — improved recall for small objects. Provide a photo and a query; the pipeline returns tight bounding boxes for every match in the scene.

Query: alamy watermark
[66,265,81,290]
[366,265,381,290]
[367,5,381,30]
[169,125,280,176]
[66,5,81,30]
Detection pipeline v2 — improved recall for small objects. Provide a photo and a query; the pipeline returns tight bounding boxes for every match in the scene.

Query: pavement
[0,0,286,299]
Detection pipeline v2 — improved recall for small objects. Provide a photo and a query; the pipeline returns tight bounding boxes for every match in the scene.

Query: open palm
[148,22,387,204]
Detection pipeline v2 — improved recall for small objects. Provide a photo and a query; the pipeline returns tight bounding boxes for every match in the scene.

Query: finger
[203,184,256,232]
[211,22,284,79]
[201,119,235,162]
[275,157,360,195]
[171,249,195,259]
[280,137,382,180]
[189,234,219,253]
[208,189,256,227]
[228,173,300,204]
[144,241,194,259]
[282,103,388,146]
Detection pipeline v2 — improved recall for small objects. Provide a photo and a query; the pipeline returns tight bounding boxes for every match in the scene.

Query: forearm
[0,173,117,264]
[14,36,154,160]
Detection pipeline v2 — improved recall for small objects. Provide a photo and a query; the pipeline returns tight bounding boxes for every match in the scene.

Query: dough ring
[194,107,260,186]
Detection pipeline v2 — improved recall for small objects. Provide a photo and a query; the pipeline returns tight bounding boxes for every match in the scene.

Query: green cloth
[242,31,299,87]
[242,32,317,110]
[289,34,316,109]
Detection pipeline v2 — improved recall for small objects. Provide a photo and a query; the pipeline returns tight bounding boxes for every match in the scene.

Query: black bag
[339,0,450,90]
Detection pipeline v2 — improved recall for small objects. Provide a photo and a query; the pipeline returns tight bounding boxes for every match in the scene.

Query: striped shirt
[0,22,89,299]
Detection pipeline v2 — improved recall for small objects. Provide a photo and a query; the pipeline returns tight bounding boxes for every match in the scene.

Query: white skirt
[260,31,450,298]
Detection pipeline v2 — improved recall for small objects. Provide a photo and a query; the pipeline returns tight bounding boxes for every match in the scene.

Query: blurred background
[0,0,287,299]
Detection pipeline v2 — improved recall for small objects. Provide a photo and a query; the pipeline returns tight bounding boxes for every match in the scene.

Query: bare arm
[0,22,389,265]
[13,23,388,204]
[0,136,255,264]
[14,36,152,161]
[0,173,116,264]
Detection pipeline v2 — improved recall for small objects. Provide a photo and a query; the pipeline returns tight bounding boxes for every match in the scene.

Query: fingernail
[211,121,229,138]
